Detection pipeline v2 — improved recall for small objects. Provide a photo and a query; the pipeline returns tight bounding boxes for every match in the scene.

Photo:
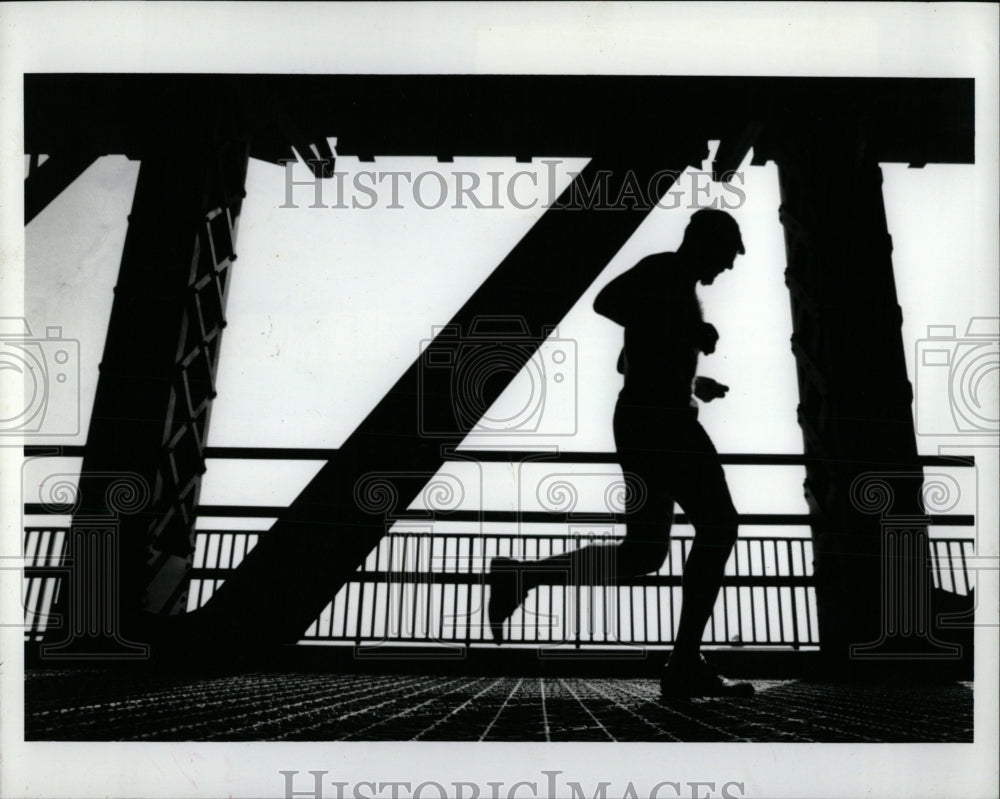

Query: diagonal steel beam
[153,145,708,652]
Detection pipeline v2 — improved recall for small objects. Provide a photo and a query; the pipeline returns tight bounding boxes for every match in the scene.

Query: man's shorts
[613,393,738,546]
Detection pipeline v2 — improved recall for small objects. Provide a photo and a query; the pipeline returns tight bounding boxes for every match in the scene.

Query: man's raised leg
[487,499,672,645]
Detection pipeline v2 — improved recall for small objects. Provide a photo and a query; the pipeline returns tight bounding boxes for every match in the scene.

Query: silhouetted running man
[488,209,753,698]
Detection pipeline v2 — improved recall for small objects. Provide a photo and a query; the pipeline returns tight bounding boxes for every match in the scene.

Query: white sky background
[206,145,803,509]
[21,148,984,516]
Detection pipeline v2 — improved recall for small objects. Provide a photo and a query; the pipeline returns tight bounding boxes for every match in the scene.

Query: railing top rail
[23,445,976,468]
[22,503,977,527]
[23,525,977,546]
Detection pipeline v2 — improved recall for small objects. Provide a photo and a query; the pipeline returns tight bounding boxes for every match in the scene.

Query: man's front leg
[661,521,754,698]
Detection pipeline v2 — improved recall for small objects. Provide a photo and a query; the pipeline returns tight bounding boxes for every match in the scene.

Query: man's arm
[593,272,632,325]
[693,376,729,401]
[693,322,719,354]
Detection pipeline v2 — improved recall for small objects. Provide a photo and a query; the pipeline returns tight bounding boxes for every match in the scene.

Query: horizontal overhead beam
[25,75,975,166]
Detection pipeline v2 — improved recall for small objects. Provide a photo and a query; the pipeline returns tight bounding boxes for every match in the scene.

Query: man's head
[679,209,745,284]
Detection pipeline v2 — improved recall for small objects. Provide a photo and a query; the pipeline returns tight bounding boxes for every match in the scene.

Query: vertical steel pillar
[43,114,249,658]
[770,116,962,675]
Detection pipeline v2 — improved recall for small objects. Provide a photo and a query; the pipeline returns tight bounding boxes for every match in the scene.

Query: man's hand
[693,376,729,402]
[695,322,719,354]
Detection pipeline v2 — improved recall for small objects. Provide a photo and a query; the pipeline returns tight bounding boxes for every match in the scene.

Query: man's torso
[617,253,702,408]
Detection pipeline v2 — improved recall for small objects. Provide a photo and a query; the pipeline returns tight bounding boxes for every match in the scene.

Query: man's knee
[692,500,739,551]
[717,522,739,550]
[696,519,738,552]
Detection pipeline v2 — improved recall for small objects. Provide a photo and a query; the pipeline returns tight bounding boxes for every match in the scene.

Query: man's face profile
[698,242,740,285]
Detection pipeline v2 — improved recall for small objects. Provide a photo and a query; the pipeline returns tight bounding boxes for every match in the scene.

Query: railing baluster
[757,539,770,644]
[931,540,942,589]
[427,533,436,642]
[647,583,656,645]
[801,540,815,645]
[439,536,449,642]
[959,540,972,595]
[785,540,799,649]
[628,584,636,645]
[24,529,39,565]
[352,567,364,643]
[43,527,58,566]
[585,534,593,643]
[412,532,423,641]
[396,532,410,638]
[368,536,383,642]
[22,530,38,633]
[25,529,42,640]
[206,532,220,570]
[933,540,946,592]
[26,575,43,641]
[656,537,665,644]
[340,559,353,640]
[479,533,487,642]
[464,531,473,646]
[37,529,50,571]
[495,533,503,637]
[732,539,744,644]
[235,532,248,568]
[768,539,782,644]
[615,554,623,645]
[449,534,458,643]
[437,534,447,642]
[326,585,336,639]
[721,586,731,647]
[38,576,58,635]
[36,530,59,636]
[530,534,539,645]
[947,540,960,596]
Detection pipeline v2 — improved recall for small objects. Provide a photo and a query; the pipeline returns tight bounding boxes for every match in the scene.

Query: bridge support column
[769,118,969,676]
[43,123,249,658]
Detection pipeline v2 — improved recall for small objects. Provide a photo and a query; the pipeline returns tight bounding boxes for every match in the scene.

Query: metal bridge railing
[21,448,977,650]
[193,529,822,649]
[178,527,975,651]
